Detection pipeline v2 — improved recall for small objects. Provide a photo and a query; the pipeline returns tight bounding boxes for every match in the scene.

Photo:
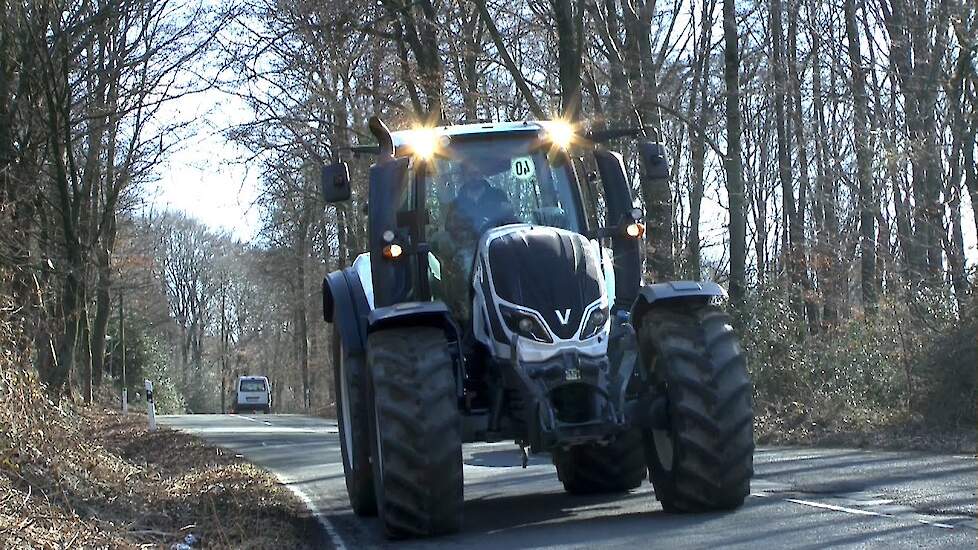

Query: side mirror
[637,141,670,180]
[320,161,351,203]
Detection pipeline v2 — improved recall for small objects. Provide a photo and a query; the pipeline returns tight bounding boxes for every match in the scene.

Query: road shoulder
[0,405,323,549]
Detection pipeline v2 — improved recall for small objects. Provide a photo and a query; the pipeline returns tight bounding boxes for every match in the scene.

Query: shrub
[914,301,977,428]
[739,283,970,433]
[105,324,187,414]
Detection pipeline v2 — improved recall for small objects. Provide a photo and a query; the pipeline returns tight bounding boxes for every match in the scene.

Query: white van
[233,375,271,414]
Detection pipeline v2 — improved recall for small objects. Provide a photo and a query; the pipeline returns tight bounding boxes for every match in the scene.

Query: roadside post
[145,379,157,431]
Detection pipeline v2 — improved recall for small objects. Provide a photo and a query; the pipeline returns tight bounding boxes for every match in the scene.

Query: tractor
[320,116,754,539]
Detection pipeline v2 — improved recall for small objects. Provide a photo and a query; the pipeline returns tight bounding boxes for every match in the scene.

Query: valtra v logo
[555,309,572,325]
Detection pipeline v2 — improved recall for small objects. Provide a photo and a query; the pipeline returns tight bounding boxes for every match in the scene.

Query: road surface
[158,414,976,549]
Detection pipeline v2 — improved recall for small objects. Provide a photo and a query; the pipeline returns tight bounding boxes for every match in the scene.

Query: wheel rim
[339,346,354,468]
[652,429,674,471]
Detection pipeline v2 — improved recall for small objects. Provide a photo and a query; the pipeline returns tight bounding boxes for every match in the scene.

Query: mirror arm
[587,126,656,143]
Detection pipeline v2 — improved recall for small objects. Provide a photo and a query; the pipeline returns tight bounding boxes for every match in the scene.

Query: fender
[367,301,463,398]
[322,268,372,356]
[366,301,460,343]
[629,281,726,330]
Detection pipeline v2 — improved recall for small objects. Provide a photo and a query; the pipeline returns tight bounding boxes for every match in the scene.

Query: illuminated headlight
[405,127,441,160]
[580,305,609,340]
[499,304,553,343]
[541,120,576,150]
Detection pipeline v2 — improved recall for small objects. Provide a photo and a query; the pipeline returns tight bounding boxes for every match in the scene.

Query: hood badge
[555,309,572,325]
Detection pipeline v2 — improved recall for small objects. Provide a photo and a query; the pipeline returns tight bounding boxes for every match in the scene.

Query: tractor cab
[391,122,590,321]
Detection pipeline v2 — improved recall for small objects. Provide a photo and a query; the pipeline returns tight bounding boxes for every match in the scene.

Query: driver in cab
[437,168,515,321]
[446,176,514,243]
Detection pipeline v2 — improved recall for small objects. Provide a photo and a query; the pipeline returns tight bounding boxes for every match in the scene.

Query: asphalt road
[158,414,977,549]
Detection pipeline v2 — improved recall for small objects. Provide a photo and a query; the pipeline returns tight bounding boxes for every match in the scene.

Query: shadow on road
[465,448,553,468]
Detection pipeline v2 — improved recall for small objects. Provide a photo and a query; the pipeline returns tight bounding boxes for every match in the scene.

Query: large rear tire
[366,328,463,539]
[553,429,646,495]
[332,326,377,517]
[637,305,754,512]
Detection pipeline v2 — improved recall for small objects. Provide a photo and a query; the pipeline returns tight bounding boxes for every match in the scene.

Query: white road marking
[754,492,961,530]
[783,497,892,517]
[184,426,322,434]
[271,472,347,550]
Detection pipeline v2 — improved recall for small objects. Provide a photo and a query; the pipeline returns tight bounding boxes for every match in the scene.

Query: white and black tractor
[321,117,754,539]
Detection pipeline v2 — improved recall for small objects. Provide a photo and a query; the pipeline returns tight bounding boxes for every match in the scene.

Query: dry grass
[0,346,320,548]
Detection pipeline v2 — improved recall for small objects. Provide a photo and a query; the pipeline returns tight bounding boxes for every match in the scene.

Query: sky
[144,89,261,242]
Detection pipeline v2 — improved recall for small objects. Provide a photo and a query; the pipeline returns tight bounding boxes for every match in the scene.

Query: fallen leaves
[0,359,317,549]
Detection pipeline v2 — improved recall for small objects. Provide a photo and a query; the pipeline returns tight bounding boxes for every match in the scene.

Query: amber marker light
[625,222,645,238]
[383,244,403,259]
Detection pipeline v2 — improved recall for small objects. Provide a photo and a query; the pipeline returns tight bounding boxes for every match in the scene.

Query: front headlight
[499,304,553,343]
[579,305,609,340]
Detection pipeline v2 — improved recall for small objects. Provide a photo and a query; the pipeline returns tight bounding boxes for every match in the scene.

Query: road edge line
[274,473,348,550]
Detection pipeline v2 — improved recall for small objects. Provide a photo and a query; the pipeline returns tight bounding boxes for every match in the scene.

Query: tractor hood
[483,225,604,341]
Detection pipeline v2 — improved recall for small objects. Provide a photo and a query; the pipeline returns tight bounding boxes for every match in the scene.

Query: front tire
[333,326,377,517]
[366,328,463,539]
[637,305,754,512]
[553,429,646,495]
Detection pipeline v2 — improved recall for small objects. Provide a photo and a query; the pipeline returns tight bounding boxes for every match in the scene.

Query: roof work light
[541,120,577,150]
[405,127,441,160]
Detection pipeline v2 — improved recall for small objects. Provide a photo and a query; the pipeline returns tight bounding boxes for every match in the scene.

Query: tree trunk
[553,0,585,120]
[845,0,878,310]
[966,119,978,238]
[787,0,817,328]
[947,31,974,309]
[723,0,746,309]
[770,0,805,318]
[385,0,445,119]
[685,1,713,279]
[91,215,116,389]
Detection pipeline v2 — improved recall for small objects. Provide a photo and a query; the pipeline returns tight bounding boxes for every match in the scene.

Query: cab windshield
[421,134,584,320]
[422,135,583,237]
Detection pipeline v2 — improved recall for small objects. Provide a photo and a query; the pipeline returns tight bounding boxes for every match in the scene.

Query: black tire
[553,429,647,495]
[333,326,377,517]
[366,328,463,539]
[637,305,754,512]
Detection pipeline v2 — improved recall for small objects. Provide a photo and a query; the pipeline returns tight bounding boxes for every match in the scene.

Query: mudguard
[367,301,463,398]
[630,281,726,329]
[322,268,372,356]
[366,300,459,342]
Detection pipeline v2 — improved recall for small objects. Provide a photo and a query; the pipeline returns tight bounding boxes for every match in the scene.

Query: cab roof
[390,120,544,148]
